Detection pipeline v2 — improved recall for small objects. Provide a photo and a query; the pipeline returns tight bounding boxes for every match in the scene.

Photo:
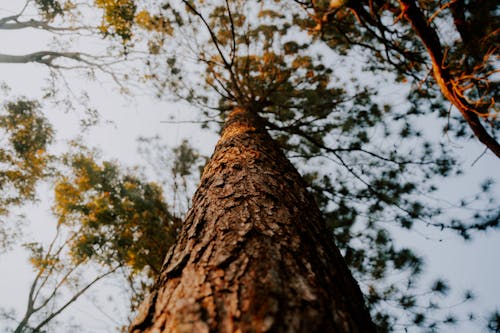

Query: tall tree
[128,1,498,331]
[1,1,497,332]
[130,106,375,332]
[127,1,378,331]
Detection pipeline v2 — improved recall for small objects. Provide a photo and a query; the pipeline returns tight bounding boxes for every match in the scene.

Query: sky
[0,3,214,329]
[0,1,499,332]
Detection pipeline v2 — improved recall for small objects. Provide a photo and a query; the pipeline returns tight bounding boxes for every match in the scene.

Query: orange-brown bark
[129,107,375,332]
[398,0,500,157]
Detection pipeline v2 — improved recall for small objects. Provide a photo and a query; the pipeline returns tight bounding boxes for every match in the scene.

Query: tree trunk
[129,107,376,333]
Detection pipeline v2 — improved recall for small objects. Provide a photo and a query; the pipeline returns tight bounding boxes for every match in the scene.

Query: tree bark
[129,107,376,333]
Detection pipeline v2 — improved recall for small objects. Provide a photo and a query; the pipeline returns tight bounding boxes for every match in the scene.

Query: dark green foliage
[34,0,64,19]
[137,136,206,216]
[1,100,53,156]
[431,279,450,295]
[172,139,204,177]
[487,310,500,333]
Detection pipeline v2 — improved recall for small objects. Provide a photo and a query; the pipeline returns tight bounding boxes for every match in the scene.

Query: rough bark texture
[129,107,376,333]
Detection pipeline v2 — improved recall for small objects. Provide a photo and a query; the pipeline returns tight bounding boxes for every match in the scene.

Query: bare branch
[224,0,237,67]
[31,266,121,333]
[263,117,436,166]
[180,0,245,102]
[0,16,93,32]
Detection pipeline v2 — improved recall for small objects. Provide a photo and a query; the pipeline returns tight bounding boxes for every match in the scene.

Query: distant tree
[0,99,54,250]
[0,98,202,331]
[0,99,53,211]
[2,145,188,332]
[137,136,207,218]
[0,0,169,91]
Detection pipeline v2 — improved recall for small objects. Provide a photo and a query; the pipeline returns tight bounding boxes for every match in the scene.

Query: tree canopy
[0,0,498,332]
[298,0,499,156]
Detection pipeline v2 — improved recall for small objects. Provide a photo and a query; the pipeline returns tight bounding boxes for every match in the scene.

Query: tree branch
[0,16,92,32]
[31,266,120,333]
[180,0,245,103]
[398,0,500,157]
